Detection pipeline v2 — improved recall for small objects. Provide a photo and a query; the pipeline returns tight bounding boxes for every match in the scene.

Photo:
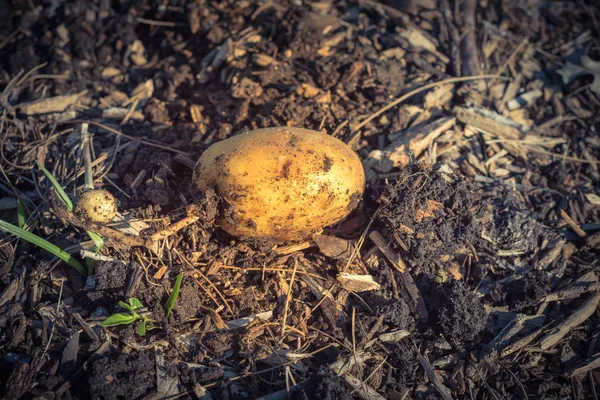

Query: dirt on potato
[0,0,599,399]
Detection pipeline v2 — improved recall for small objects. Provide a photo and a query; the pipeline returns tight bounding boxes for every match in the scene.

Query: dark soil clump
[87,351,155,399]
[437,280,487,349]
[0,0,599,398]
[377,163,493,276]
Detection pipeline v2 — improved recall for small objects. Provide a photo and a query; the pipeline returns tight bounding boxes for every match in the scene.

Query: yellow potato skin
[76,189,117,223]
[193,127,365,241]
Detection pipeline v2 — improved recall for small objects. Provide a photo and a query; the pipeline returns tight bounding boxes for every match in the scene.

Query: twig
[80,123,94,190]
[63,120,190,155]
[350,357,387,396]
[218,264,326,280]
[368,231,407,272]
[500,364,529,399]
[342,205,383,273]
[79,250,125,264]
[416,352,453,400]
[369,230,429,321]
[203,344,334,387]
[488,38,529,90]
[42,278,65,356]
[346,75,511,146]
[358,314,384,348]
[280,259,298,340]
[351,307,358,372]
[136,17,178,27]
[560,209,587,238]
[150,205,202,242]
[461,0,481,79]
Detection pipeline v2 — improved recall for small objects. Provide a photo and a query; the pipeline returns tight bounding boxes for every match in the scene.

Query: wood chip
[424,84,454,109]
[364,117,455,179]
[585,193,600,206]
[454,106,522,139]
[18,90,88,115]
[369,231,406,272]
[155,347,180,396]
[56,340,111,396]
[506,89,543,110]
[102,107,144,121]
[71,312,99,342]
[329,353,387,400]
[0,279,18,307]
[296,83,321,98]
[398,27,449,64]
[416,353,453,400]
[381,47,407,60]
[543,272,599,302]
[586,231,600,249]
[273,241,315,255]
[337,272,381,292]
[102,66,122,77]
[540,293,600,349]
[378,329,411,342]
[59,331,80,379]
[569,352,600,377]
[313,234,353,259]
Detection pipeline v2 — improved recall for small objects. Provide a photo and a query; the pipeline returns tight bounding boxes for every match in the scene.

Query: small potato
[193,127,365,241]
[76,189,117,223]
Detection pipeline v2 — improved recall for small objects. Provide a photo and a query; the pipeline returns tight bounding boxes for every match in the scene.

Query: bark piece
[18,90,87,115]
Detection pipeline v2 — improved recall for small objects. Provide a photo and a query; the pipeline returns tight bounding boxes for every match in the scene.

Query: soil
[1,0,600,399]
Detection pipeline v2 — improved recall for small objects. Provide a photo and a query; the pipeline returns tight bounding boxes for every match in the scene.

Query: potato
[76,189,118,223]
[193,127,365,240]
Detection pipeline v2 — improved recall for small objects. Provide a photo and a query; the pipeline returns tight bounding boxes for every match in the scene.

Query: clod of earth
[76,189,117,223]
[193,127,365,241]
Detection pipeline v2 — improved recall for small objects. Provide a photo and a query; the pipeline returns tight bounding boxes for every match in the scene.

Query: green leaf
[128,298,144,310]
[0,219,86,275]
[37,162,74,211]
[101,312,137,327]
[164,272,184,317]
[17,199,26,229]
[137,320,147,336]
[118,301,134,312]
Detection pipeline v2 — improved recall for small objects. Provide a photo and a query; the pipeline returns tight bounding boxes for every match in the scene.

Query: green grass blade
[0,219,85,275]
[87,231,105,248]
[38,162,104,272]
[85,231,105,274]
[85,257,94,276]
[165,272,184,317]
[37,162,74,211]
[17,199,26,229]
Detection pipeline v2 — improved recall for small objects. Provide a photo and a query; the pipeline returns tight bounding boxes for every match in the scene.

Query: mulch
[0,0,599,399]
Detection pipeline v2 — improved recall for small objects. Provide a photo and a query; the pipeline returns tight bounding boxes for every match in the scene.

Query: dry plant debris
[0,0,599,399]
